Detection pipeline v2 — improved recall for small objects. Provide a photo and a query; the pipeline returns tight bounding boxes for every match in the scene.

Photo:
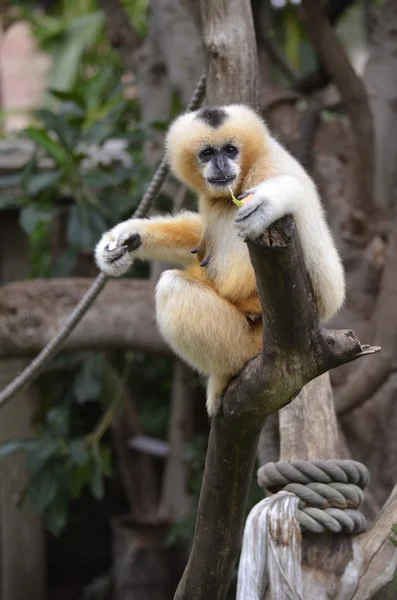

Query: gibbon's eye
[224,144,239,158]
[199,147,215,161]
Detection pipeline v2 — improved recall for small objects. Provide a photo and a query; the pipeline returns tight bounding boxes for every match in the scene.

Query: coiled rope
[0,73,207,410]
[237,460,369,597]
[257,459,369,534]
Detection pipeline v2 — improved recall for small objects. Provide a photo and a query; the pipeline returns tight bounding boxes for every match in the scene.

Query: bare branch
[174,217,376,600]
[294,0,356,94]
[0,279,168,357]
[300,0,375,213]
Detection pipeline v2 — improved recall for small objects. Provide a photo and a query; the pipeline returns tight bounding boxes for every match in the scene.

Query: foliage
[0,67,151,277]
[0,403,112,536]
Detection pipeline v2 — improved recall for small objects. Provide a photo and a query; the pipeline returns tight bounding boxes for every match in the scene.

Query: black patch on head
[195,107,228,129]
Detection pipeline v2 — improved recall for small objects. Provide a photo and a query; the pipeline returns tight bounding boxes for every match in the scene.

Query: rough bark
[278,374,355,599]
[200,0,259,109]
[0,279,167,357]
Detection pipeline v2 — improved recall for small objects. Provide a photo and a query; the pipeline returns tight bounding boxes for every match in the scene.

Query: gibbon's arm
[95,211,202,277]
[236,173,345,321]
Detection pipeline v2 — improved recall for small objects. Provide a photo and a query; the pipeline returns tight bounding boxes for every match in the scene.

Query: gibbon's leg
[155,269,263,416]
[95,212,202,277]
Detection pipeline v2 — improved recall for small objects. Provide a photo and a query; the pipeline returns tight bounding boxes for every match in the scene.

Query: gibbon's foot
[95,231,141,277]
[206,374,231,417]
[235,192,280,242]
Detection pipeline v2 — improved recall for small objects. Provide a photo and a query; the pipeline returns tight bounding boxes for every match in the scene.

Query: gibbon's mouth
[208,175,236,186]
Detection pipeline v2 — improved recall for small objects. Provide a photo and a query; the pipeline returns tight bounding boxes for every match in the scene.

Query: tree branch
[0,279,168,357]
[300,0,375,213]
[293,0,355,94]
[174,216,377,600]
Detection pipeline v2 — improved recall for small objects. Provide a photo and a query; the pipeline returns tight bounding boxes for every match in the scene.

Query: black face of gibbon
[197,143,239,187]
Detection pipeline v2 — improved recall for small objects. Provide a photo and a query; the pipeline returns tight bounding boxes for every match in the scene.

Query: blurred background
[0,1,395,599]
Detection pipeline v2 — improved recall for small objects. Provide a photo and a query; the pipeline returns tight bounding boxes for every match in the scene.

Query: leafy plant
[0,404,112,536]
[0,352,138,536]
[0,67,150,277]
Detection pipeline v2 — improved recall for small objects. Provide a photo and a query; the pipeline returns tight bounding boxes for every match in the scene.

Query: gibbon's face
[166,105,269,198]
[197,139,240,193]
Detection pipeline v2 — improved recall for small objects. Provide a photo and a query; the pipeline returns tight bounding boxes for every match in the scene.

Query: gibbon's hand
[95,226,141,277]
[235,186,279,242]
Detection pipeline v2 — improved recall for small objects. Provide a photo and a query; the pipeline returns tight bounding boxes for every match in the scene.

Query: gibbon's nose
[213,152,229,174]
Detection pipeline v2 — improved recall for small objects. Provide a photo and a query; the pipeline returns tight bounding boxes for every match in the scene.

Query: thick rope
[237,492,303,600]
[257,460,369,534]
[0,73,207,410]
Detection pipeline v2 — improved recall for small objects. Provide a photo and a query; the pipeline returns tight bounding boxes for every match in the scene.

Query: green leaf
[49,88,85,109]
[48,12,104,93]
[25,439,60,476]
[29,470,59,512]
[0,196,22,210]
[51,249,78,277]
[0,439,37,461]
[46,406,70,438]
[68,464,90,498]
[84,67,117,113]
[73,355,104,403]
[24,128,68,166]
[69,439,89,466]
[82,167,131,189]
[90,457,104,500]
[0,172,24,188]
[36,109,78,151]
[67,204,107,251]
[99,445,112,477]
[98,192,137,220]
[25,170,62,196]
[45,494,68,536]
[19,205,55,236]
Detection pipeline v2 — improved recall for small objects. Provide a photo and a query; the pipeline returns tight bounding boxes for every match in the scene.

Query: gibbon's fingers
[123,233,142,252]
[235,198,278,242]
[107,244,129,263]
[234,196,264,222]
[105,232,141,261]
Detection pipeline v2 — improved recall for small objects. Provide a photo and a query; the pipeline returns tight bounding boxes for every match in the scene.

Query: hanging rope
[0,73,207,410]
[237,492,303,600]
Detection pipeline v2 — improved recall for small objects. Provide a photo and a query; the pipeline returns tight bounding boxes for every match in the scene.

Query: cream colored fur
[95,104,345,416]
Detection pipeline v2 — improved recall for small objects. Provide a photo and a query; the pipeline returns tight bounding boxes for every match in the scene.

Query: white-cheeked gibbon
[95,105,345,416]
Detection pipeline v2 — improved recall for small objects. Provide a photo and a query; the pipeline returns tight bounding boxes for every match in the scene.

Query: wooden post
[0,212,46,600]
[279,374,355,599]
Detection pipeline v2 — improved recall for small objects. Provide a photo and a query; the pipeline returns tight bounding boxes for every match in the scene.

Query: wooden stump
[112,517,185,600]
